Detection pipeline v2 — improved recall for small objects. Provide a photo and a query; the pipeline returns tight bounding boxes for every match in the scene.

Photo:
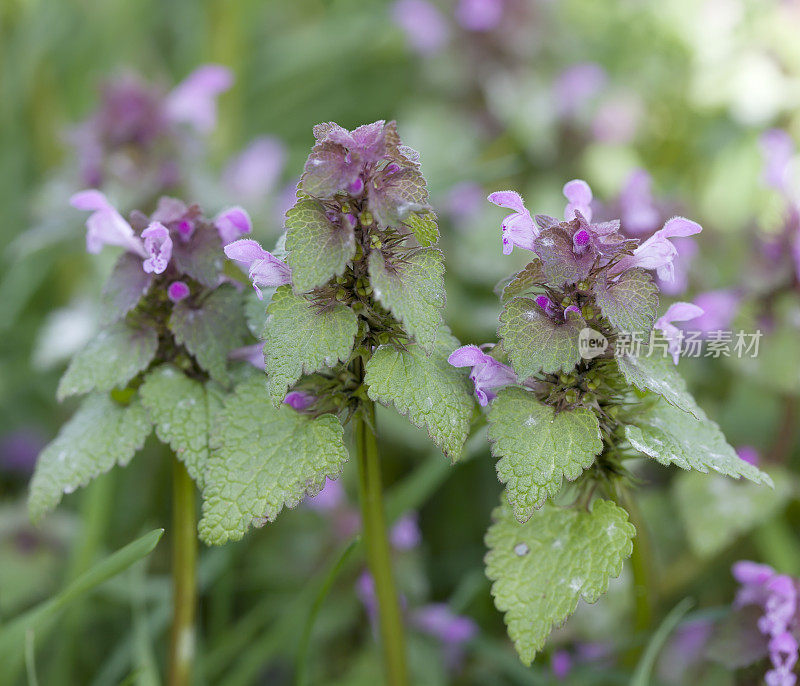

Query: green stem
[353,362,409,686]
[168,458,198,686]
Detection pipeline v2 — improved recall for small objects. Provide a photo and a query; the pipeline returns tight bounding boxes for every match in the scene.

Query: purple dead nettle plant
[28,188,258,686]
[70,65,232,190]
[445,179,773,666]
[203,120,473,686]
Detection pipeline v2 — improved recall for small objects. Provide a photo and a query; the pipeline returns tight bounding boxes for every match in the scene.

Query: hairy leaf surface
[29,395,151,522]
[263,285,358,404]
[199,376,349,544]
[485,499,635,665]
[365,329,472,461]
[57,322,158,401]
[488,388,603,519]
[368,248,445,354]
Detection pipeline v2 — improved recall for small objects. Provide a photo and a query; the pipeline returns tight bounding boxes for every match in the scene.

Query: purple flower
[690,290,741,334]
[487,190,537,255]
[654,302,704,364]
[554,63,607,117]
[550,650,572,680]
[619,169,659,235]
[390,512,421,551]
[657,237,697,296]
[164,64,233,134]
[223,239,292,299]
[214,206,252,245]
[448,345,517,406]
[732,561,800,685]
[284,390,317,411]
[737,446,760,466]
[591,94,641,144]
[0,429,46,475]
[356,571,378,621]
[412,604,478,670]
[167,281,190,303]
[443,182,485,225]
[455,0,503,31]
[306,477,345,512]
[223,136,286,200]
[70,190,146,257]
[761,129,795,193]
[610,216,702,281]
[563,179,593,222]
[141,222,173,274]
[535,295,559,318]
[229,343,265,370]
[391,0,450,55]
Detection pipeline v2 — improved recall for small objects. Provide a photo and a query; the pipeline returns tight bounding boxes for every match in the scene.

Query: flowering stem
[353,359,409,686]
[168,458,197,686]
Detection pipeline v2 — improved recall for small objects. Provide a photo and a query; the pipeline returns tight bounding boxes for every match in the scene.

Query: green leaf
[498,297,583,378]
[615,351,702,419]
[369,248,445,354]
[285,197,356,293]
[405,210,439,247]
[0,529,163,683]
[57,322,158,401]
[488,388,603,520]
[624,400,773,486]
[263,285,358,404]
[139,365,223,489]
[674,468,792,557]
[495,260,546,301]
[365,328,473,461]
[485,499,635,665]
[28,394,151,522]
[99,252,152,326]
[534,226,594,286]
[593,269,658,334]
[169,284,248,386]
[367,167,431,228]
[199,376,349,544]
[171,223,224,288]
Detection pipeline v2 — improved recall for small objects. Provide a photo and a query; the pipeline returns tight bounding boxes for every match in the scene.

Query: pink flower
[760,129,795,193]
[70,190,146,258]
[390,512,421,551]
[487,190,537,255]
[223,239,292,299]
[391,0,450,55]
[554,63,606,117]
[214,206,252,245]
[167,281,190,303]
[619,169,659,235]
[690,290,741,334]
[654,302,704,364]
[229,343,265,370]
[164,64,233,134]
[223,136,286,200]
[610,216,702,282]
[563,179,593,222]
[737,446,760,466]
[283,390,317,411]
[141,222,173,274]
[456,0,503,31]
[448,345,517,405]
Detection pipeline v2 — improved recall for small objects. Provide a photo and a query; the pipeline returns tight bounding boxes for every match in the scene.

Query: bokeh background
[3,0,800,684]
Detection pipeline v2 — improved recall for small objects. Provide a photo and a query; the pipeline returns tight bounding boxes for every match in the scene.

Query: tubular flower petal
[70,190,146,257]
[563,179,593,222]
[654,302,704,364]
[488,190,537,255]
[223,239,292,299]
[165,64,233,134]
[141,222,173,274]
[448,345,517,406]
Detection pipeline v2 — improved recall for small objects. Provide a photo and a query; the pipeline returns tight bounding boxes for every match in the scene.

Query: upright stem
[169,458,198,686]
[353,361,409,686]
